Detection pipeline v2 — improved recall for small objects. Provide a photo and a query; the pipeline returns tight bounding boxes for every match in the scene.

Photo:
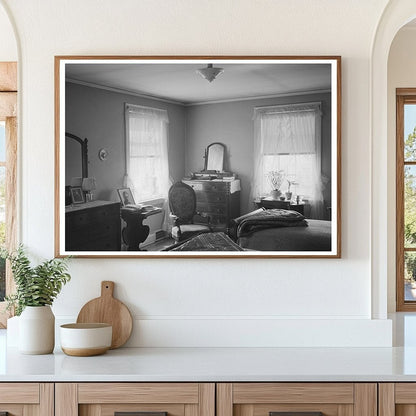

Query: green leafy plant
[2,246,71,316]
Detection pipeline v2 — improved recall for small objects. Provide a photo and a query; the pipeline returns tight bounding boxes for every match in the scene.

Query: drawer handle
[270,413,323,416]
[115,413,167,416]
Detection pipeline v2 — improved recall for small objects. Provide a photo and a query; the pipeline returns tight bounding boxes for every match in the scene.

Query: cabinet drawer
[186,181,228,193]
[68,207,119,228]
[197,203,227,215]
[217,383,376,416]
[380,383,416,415]
[0,383,53,416]
[195,191,227,204]
[56,383,215,416]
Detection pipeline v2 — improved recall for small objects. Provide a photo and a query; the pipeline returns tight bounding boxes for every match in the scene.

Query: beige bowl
[60,323,112,357]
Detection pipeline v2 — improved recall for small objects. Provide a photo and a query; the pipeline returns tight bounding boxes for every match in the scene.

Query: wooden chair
[168,181,212,242]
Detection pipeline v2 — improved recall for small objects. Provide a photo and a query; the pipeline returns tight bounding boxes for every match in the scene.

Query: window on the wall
[396,89,416,311]
[251,102,325,219]
[124,104,170,203]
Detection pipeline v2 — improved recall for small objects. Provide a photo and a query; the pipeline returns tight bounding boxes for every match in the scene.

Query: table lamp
[82,177,96,202]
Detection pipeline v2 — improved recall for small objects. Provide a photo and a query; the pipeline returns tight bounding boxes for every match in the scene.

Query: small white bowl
[60,323,112,356]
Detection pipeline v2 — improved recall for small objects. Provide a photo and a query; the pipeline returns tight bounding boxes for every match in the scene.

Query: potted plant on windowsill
[267,170,285,200]
[2,246,71,354]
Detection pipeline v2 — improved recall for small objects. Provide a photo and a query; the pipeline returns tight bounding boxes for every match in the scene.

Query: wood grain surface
[76,281,133,348]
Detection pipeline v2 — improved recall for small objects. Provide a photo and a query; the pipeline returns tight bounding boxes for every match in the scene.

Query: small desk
[257,197,305,216]
[120,206,162,251]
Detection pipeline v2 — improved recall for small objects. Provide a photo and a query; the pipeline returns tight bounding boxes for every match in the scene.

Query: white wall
[0,3,16,61]
[0,0,394,347]
[387,27,416,312]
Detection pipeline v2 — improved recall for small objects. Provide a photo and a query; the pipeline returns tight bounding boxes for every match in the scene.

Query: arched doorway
[371,0,416,319]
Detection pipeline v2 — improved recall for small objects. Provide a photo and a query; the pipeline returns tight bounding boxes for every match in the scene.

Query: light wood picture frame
[55,56,341,258]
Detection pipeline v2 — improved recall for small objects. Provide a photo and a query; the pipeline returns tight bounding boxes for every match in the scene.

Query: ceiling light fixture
[196,64,224,83]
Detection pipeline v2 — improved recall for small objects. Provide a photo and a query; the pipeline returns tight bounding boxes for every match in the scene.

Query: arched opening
[0,0,18,328]
[388,19,416,313]
[371,1,416,324]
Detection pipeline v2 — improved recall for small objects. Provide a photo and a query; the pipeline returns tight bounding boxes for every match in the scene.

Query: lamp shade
[196,64,224,83]
[81,177,96,192]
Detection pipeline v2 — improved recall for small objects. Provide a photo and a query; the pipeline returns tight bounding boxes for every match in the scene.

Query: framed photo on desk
[70,187,85,204]
[117,188,135,207]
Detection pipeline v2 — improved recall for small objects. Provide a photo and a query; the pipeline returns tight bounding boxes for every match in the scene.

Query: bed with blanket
[164,208,331,252]
[231,208,332,251]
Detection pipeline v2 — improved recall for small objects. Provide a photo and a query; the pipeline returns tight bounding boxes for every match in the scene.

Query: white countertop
[2,340,416,382]
[2,314,416,383]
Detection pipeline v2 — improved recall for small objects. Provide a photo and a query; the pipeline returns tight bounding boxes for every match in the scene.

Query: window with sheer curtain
[125,104,170,203]
[251,102,324,219]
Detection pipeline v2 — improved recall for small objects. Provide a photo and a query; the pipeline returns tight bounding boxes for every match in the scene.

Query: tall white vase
[18,306,55,354]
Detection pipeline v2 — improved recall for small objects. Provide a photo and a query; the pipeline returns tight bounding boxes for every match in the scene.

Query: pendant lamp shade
[196,64,224,83]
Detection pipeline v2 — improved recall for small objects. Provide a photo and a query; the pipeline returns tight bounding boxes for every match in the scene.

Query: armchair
[168,181,212,242]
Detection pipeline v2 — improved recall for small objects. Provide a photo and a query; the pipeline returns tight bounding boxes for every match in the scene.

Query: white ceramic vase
[18,305,55,354]
[270,189,281,200]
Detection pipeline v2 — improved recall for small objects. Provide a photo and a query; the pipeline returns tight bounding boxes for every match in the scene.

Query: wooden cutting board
[76,281,133,349]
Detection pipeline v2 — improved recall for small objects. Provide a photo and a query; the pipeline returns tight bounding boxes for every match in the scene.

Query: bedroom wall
[67,84,331,218]
[186,92,332,215]
[1,0,394,347]
[387,26,416,312]
[65,82,187,202]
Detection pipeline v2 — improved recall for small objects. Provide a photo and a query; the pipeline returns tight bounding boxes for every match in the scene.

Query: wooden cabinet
[0,383,53,415]
[379,383,416,416]
[183,179,240,232]
[217,383,377,416]
[55,383,215,416]
[1,381,415,416]
[65,200,121,251]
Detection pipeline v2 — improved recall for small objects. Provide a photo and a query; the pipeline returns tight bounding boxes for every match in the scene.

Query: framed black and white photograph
[70,186,85,204]
[55,56,341,258]
[117,188,135,207]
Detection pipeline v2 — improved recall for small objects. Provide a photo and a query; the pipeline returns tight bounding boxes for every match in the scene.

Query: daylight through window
[251,102,325,219]
[125,104,170,203]
[396,91,416,311]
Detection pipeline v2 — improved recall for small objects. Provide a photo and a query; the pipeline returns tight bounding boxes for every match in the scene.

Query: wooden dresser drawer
[217,383,377,416]
[56,383,215,416]
[197,202,227,216]
[186,181,228,193]
[195,191,227,204]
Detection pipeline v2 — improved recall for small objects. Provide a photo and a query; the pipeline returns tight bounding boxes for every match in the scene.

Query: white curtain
[125,104,171,227]
[251,102,324,219]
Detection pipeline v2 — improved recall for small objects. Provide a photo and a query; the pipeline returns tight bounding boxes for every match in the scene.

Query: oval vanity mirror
[205,142,225,172]
[65,132,89,180]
